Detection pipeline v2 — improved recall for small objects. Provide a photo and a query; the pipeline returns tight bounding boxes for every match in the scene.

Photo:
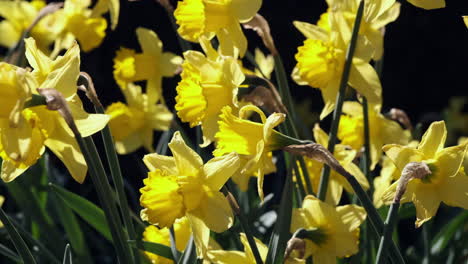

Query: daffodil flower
[337,101,411,170]
[142,217,191,264]
[90,0,120,30]
[52,0,108,52]
[381,121,468,227]
[291,195,367,264]
[174,0,262,57]
[175,39,244,146]
[207,233,268,263]
[114,27,182,104]
[0,0,57,51]
[0,37,109,183]
[406,0,445,10]
[140,130,240,234]
[301,124,369,205]
[213,105,286,200]
[106,83,173,155]
[292,17,382,119]
[320,0,401,60]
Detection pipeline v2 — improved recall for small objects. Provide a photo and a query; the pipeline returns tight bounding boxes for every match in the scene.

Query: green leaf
[431,211,468,255]
[0,243,21,263]
[49,183,112,241]
[62,244,72,264]
[0,207,37,264]
[128,240,177,260]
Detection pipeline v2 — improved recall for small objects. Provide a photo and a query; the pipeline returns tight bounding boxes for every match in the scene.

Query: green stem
[77,135,134,264]
[376,202,400,264]
[292,158,306,200]
[422,223,431,264]
[362,97,372,184]
[169,227,181,262]
[0,207,37,264]
[317,0,365,201]
[345,176,405,264]
[93,104,139,263]
[223,181,263,264]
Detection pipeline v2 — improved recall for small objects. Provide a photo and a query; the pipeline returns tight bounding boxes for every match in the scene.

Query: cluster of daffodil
[0,0,466,264]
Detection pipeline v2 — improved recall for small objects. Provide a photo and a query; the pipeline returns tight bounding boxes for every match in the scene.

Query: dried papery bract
[37,88,79,135]
[394,162,431,203]
[243,14,278,56]
[387,108,412,131]
[242,85,287,114]
[78,72,104,110]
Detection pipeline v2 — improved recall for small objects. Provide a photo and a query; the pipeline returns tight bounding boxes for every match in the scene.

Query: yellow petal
[348,59,382,106]
[336,204,367,232]
[407,0,445,10]
[1,160,29,183]
[67,14,107,52]
[136,27,162,57]
[203,152,240,190]
[293,21,328,41]
[413,185,441,228]
[114,130,143,154]
[313,124,329,147]
[319,78,340,120]
[207,250,248,263]
[434,143,467,178]
[168,131,203,176]
[146,75,162,105]
[0,21,20,48]
[382,145,424,172]
[439,171,468,209]
[191,191,233,233]
[161,52,183,77]
[372,2,401,29]
[187,213,210,259]
[69,98,109,137]
[45,118,87,183]
[143,153,178,174]
[418,120,446,158]
[230,0,262,22]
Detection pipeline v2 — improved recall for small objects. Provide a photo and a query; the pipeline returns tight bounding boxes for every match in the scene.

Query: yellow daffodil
[463,16,468,28]
[142,217,191,264]
[174,0,262,57]
[175,39,244,146]
[240,48,274,79]
[213,105,286,199]
[373,140,419,208]
[140,131,239,231]
[321,0,401,60]
[114,27,182,104]
[459,137,468,172]
[52,0,108,53]
[207,233,268,263]
[301,124,369,205]
[337,101,411,170]
[381,121,468,227]
[291,195,367,264]
[0,0,58,51]
[406,0,445,10]
[292,17,382,119]
[106,83,173,155]
[0,37,109,183]
[91,0,120,30]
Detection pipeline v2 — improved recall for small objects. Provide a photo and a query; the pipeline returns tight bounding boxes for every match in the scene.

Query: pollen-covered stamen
[295,38,344,88]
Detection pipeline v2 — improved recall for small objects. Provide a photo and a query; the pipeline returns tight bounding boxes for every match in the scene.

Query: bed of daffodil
[0,0,466,263]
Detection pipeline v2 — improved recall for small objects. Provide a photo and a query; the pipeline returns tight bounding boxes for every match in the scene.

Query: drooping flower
[174,0,262,57]
[381,121,468,227]
[292,16,382,119]
[0,0,58,51]
[113,27,182,104]
[300,124,369,205]
[142,217,191,264]
[52,0,108,52]
[175,39,244,146]
[319,0,401,60]
[140,131,239,232]
[213,105,287,199]
[106,83,173,155]
[0,37,109,183]
[337,101,411,170]
[291,195,367,264]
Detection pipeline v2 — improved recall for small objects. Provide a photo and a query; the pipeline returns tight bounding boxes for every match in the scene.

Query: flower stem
[223,181,263,264]
[317,0,365,201]
[376,202,400,264]
[362,97,372,184]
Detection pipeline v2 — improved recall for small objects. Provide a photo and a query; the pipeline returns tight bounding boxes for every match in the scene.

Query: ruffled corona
[174,0,206,42]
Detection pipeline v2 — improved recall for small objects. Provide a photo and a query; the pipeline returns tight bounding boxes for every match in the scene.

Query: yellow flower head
[301,124,369,205]
[213,105,285,199]
[106,83,173,155]
[140,131,239,233]
[175,40,244,146]
[406,0,445,10]
[291,195,366,263]
[292,18,382,119]
[337,101,411,170]
[320,0,401,60]
[0,37,109,183]
[113,27,183,104]
[142,217,191,264]
[0,0,58,51]
[174,0,262,57]
[381,121,468,227]
[52,0,108,52]
[207,233,268,263]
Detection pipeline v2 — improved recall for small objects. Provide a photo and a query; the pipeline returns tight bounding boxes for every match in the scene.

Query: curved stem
[376,202,400,264]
